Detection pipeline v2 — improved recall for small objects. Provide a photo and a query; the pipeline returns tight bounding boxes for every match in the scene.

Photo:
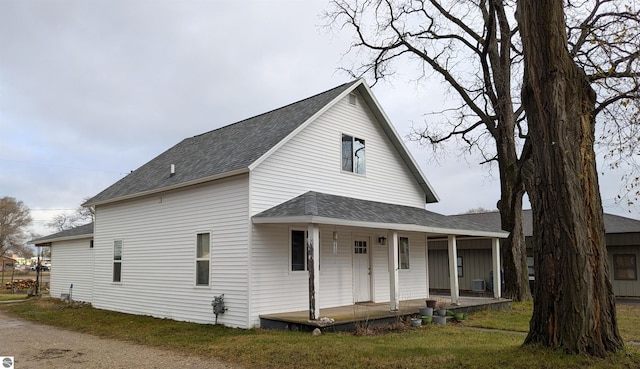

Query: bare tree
[326,0,639,301]
[462,207,496,214]
[0,196,33,258]
[46,197,95,232]
[566,0,640,211]
[517,0,624,356]
[327,0,532,301]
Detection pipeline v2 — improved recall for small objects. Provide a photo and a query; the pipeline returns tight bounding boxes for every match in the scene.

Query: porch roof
[252,192,508,238]
[30,222,94,246]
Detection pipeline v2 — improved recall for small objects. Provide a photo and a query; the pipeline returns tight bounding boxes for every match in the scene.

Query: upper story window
[341,134,366,174]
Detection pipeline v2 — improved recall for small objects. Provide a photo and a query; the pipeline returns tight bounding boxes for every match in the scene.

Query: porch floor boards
[259,294,511,332]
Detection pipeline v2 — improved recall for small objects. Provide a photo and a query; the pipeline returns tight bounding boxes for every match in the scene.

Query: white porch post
[388,231,399,311]
[425,233,430,299]
[307,223,320,320]
[491,238,502,299]
[447,235,460,305]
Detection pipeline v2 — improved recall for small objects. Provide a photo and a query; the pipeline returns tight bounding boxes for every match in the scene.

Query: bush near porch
[0,299,638,369]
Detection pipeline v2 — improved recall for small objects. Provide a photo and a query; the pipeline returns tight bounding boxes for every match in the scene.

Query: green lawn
[1,299,638,369]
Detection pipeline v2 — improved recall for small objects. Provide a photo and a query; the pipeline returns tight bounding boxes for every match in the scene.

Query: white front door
[353,237,371,302]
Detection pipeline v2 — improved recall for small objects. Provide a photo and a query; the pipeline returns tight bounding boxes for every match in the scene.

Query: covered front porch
[252,192,509,326]
[260,295,511,331]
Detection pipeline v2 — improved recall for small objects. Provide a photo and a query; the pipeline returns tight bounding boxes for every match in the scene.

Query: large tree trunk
[497,182,531,302]
[489,0,532,302]
[517,0,623,356]
[495,128,531,302]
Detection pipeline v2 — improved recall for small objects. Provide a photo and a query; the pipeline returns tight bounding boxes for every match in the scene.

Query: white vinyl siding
[250,91,426,215]
[49,238,94,303]
[92,174,250,328]
[396,233,428,300]
[249,226,429,326]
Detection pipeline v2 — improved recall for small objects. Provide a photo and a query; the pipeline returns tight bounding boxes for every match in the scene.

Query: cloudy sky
[1,0,637,237]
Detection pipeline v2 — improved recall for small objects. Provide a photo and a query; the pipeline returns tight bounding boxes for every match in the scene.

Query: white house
[32,80,507,328]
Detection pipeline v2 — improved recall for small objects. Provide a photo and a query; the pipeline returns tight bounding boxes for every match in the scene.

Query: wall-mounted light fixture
[378,236,387,245]
[333,231,338,254]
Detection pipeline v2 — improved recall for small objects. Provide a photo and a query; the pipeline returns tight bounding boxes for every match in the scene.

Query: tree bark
[517,0,624,356]
[497,183,531,301]
[487,0,532,302]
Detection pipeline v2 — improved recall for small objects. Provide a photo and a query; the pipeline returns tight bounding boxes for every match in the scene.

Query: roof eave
[252,215,508,238]
[31,233,94,246]
[85,168,249,207]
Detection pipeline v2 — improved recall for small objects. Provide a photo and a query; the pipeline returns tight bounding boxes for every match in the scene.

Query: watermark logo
[0,357,14,369]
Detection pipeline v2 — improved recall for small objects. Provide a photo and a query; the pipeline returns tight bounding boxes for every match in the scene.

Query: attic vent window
[348,93,357,105]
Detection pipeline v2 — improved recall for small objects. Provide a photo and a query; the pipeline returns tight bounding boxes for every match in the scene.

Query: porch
[260,294,511,332]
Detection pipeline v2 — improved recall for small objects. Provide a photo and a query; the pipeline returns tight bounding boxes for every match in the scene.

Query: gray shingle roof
[450,210,640,236]
[85,81,360,205]
[31,222,94,245]
[253,191,507,237]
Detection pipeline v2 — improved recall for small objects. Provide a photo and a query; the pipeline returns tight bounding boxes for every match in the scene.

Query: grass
[1,298,639,368]
[0,292,28,301]
[464,301,640,343]
[462,301,533,332]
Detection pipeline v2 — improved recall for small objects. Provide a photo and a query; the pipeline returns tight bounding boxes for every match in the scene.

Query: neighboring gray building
[440,210,640,298]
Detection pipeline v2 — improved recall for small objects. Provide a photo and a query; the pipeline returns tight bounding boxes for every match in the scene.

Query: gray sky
[1,0,636,237]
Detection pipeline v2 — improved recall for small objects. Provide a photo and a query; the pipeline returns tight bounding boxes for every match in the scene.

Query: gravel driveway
[0,310,241,369]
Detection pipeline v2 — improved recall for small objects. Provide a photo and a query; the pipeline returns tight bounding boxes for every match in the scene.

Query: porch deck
[259,294,511,332]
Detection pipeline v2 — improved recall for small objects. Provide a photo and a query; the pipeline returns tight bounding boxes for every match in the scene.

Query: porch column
[388,231,399,311]
[424,233,430,299]
[447,235,460,305]
[491,238,501,299]
[307,223,320,320]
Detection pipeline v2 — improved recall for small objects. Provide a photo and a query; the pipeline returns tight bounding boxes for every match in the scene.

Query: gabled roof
[84,80,438,206]
[253,192,507,238]
[30,222,94,246]
[450,210,640,236]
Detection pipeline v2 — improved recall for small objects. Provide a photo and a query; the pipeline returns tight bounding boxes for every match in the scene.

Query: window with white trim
[398,237,410,269]
[291,230,307,271]
[196,233,211,286]
[457,256,464,277]
[341,134,366,174]
[113,240,122,282]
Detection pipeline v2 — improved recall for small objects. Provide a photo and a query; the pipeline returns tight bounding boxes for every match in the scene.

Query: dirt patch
[0,310,240,369]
